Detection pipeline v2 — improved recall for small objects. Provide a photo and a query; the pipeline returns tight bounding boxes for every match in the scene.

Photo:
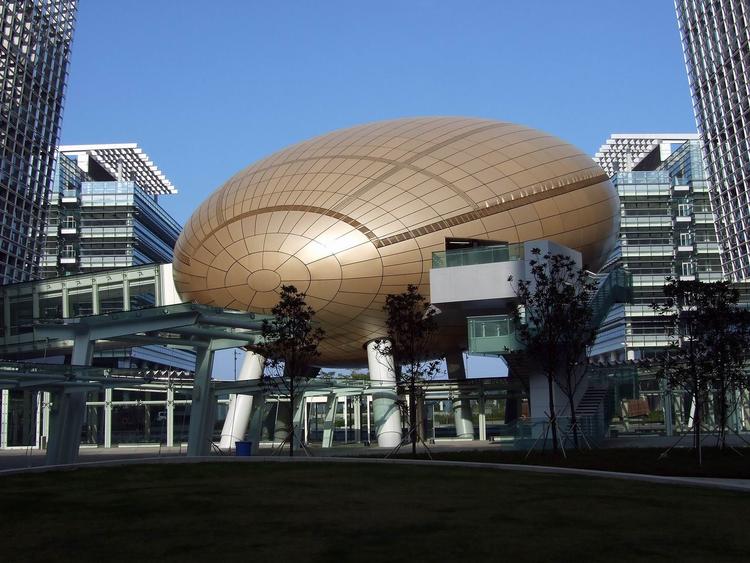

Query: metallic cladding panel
[174,117,618,365]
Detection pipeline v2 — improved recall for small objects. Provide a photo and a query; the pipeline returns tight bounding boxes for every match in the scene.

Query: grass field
[1,461,749,562]
[392,447,750,479]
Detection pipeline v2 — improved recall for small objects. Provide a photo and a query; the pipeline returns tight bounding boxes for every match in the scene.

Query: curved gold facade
[174,117,618,365]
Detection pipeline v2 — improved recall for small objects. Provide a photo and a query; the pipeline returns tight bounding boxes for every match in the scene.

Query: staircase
[571,385,609,444]
[588,268,633,330]
[575,386,607,417]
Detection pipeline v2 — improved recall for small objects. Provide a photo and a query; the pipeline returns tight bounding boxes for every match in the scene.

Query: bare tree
[378,284,440,456]
[255,285,325,457]
[509,249,597,452]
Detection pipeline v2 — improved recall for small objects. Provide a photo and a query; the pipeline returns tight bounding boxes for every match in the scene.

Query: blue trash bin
[235,441,252,456]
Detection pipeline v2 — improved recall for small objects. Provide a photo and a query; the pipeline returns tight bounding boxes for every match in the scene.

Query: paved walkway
[2,451,749,493]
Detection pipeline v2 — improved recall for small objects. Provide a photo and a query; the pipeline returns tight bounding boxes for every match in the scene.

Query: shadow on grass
[1,461,749,562]
[386,447,750,479]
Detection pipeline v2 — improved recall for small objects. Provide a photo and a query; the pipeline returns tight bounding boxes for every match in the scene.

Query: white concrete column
[528,371,569,440]
[104,388,112,448]
[218,351,264,450]
[42,391,50,449]
[478,394,487,441]
[453,398,474,439]
[166,387,175,447]
[353,395,362,443]
[367,340,402,448]
[1,389,8,449]
[446,351,474,439]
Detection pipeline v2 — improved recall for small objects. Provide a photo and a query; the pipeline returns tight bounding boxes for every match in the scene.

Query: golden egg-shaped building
[173,117,618,365]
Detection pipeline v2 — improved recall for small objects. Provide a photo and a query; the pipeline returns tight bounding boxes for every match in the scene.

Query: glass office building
[592,137,722,361]
[676,0,750,280]
[41,144,181,278]
[0,1,77,283]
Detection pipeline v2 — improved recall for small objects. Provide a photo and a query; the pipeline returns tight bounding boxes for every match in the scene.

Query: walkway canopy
[6,303,269,465]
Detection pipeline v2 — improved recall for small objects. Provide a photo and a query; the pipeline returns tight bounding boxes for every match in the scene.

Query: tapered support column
[46,333,94,466]
[219,351,265,449]
[274,402,292,442]
[353,396,362,443]
[446,351,474,439]
[187,348,216,456]
[245,392,266,454]
[322,393,337,448]
[367,340,402,447]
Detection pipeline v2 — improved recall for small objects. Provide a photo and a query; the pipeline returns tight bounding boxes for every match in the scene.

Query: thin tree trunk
[289,378,294,458]
[568,390,579,449]
[410,380,417,456]
[719,379,728,450]
[694,386,702,466]
[547,375,558,453]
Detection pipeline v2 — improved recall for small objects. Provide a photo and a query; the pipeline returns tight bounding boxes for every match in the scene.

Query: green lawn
[393,447,750,479]
[1,462,749,562]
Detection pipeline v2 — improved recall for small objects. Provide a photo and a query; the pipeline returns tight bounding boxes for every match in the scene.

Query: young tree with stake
[652,278,750,461]
[509,249,597,452]
[256,285,325,457]
[378,284,440,456]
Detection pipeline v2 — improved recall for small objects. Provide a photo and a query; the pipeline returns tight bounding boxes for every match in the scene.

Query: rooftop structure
[594,133,700,176]
[41,148,181,278]
[59,144,178,195]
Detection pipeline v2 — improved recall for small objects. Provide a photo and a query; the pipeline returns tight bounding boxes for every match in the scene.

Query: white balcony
[676,245,694,252]
[430,260,523,305]
[673,184,690,192]
[675,216,692,223]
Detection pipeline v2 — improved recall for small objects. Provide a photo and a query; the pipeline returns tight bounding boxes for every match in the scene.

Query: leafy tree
[509,249,597,452]
[255,285,325,457]
[378,284,440,456]
[652,278,750,460]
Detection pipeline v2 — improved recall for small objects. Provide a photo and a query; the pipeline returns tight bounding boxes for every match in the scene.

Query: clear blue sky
[60,1,695,378]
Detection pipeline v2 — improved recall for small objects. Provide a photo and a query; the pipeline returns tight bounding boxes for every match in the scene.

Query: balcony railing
[432,244,524,269]
[467,315,524,355]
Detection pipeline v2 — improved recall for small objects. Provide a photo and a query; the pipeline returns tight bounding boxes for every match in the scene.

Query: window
[681,262,695,276]
[68,289,94,317]
[129,279,156,310]
[679,232,693,246]
[9,296,33,335]
[39,293,63,320]
[98,284,123,314]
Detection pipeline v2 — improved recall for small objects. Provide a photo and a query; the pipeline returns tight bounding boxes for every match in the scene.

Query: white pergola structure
[594,134,700,176]
[59,143,178,195]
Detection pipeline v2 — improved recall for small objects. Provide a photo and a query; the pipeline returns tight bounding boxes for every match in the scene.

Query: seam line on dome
[329,123,509,214]
[373,171,610,247]
[191,171,609,253]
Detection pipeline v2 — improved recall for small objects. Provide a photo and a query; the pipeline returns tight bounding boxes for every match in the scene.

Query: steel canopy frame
[22,303,268,465]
